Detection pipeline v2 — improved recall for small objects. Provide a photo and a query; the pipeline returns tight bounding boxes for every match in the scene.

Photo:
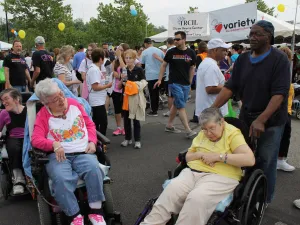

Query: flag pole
[291,0,299,81]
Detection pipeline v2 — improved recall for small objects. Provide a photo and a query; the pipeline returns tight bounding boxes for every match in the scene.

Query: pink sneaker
[113,128,122,136]
[70,215,84,225]
[88,214,106,225]
[121,128,125,135]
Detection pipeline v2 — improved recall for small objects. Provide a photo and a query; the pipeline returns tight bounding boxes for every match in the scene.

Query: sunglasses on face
[247,31,268,38]
[174,38,182,41]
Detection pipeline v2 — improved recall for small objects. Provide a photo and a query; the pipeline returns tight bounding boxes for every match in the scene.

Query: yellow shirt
[288,84,294,115]
[187,122,246,181]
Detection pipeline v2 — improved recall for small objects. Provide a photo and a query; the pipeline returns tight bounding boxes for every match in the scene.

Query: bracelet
[224,153,228,164]
[54,146,62,152]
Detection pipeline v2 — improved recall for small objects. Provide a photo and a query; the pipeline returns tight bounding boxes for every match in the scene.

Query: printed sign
[209,2,257,42]
[168,12,209,40]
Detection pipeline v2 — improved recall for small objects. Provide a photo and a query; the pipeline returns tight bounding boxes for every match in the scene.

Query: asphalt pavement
[0,94,300,225]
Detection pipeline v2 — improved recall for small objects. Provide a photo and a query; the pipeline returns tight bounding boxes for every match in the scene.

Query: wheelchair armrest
[96,131,110,145]
[31,148,50,164]
[178,150,188,164]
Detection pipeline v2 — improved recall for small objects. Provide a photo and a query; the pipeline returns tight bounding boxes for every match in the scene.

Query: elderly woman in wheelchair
[0,88,27,195]
[141,108,255,225]
[31,78,106,225]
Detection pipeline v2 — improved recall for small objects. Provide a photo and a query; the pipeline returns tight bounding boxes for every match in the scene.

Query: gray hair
[57,45,74,64]
[35,78,60,104]
[199,107,223,126]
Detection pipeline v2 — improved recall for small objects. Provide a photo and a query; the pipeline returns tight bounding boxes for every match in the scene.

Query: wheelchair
[134,117,267,225]
[26,98,122,225]
[0,92,33,199]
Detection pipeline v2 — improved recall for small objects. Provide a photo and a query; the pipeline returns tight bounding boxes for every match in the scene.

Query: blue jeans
[255,125,284,203]
[46,153,105,216]
[12,85,26,92]
[168,83,190,109]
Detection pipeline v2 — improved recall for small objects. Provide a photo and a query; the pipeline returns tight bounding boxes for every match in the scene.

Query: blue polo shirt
[73,52,86,70]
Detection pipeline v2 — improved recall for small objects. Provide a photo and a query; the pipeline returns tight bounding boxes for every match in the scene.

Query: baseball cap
[144,38,152,44]
[207,38,232,50]
[159,45,167,50]
[255,20,275,45]
[35,36,45,44]
[78,44,84,50]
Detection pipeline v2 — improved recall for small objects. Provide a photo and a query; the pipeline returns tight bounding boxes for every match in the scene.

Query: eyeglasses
[87,49,93,52]
[174,38,182,41]
[201,123,220,134]
[48,91,65,104]
[247,31,268,39]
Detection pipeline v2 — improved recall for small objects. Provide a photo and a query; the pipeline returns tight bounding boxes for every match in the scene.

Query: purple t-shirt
[0,110,24,138]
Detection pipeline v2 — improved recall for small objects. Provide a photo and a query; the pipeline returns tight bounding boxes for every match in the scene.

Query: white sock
[89,201,102,209]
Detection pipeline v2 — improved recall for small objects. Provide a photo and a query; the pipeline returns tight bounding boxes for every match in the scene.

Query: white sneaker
[277,159,295,172]
[88,214,106,225]
[163,111,170,117]
[13,184,24,195]
[294,199,300,209]
[134,142,141,149]
[186,130,197,139]
[71,215,84,225]
[121,140,132,147]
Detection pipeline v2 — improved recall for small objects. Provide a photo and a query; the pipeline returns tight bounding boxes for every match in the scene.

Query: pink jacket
[31,98,97,152]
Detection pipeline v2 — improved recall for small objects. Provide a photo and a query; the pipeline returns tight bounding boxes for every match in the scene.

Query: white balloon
[130,5,135,10]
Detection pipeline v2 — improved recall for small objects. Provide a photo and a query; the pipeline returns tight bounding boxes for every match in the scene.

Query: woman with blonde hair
[53,45,81,96]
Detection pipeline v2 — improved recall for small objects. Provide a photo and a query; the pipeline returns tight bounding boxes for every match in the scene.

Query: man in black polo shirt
[3,40,31,92]
[30,36,54,87]
[213,20,290,203]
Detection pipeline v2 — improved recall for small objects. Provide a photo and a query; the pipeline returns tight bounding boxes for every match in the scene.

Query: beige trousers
[141,168,239,225]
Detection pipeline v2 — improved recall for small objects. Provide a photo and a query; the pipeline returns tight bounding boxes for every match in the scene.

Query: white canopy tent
[0,41,12,50]
[150,10,300,43]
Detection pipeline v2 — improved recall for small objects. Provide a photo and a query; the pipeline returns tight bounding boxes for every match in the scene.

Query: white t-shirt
[195,57,228,117]
[86,64,107,107]
[78,58,93,73]
[25,56,34,71]
[47,105,88,153]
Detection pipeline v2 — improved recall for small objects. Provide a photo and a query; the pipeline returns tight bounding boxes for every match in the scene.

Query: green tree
[90,0,153,47]
[245,0,275,16]
[1,0,73,50]
[187,6,198,14]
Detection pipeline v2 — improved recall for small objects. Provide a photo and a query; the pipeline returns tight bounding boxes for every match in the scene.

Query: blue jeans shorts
[13,85,26,92]
[168,83,190,109]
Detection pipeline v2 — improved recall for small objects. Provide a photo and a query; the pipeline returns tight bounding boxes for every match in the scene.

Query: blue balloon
[130,9,137,16]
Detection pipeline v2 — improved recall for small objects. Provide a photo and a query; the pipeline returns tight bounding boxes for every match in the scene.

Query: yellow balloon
[277,4,285,12]
[18,30,26,39]
[58,22,65,31]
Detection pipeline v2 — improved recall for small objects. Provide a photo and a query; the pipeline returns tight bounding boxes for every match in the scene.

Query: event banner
[209,2,257,42]
[168,12,209,40]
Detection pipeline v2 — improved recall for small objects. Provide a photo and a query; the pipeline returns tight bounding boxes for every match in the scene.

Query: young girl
[111,43,130,136]
[86,48,112,136]
[120,49,146,149]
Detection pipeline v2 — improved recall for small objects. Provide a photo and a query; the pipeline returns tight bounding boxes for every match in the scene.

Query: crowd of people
[0,19,299,225]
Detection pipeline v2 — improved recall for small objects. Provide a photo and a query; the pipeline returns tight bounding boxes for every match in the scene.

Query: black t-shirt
[164,47,196,85]
[3,53,27,86]
[127,66,145,82]
[225,47,290,128]
[32,50,54,83]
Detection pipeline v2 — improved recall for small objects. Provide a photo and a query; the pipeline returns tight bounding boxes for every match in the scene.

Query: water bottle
[122,67,127,81]
[105,73,110,85]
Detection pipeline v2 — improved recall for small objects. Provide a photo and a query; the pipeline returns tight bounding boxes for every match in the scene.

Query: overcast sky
[1,0,300,27]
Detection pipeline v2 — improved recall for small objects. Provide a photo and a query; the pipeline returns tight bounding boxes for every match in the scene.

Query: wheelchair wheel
[0,173,10,200]
[238,169,267,225]
[296,110,300,120]
[37,194,52,225]
[103,183,114,217]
